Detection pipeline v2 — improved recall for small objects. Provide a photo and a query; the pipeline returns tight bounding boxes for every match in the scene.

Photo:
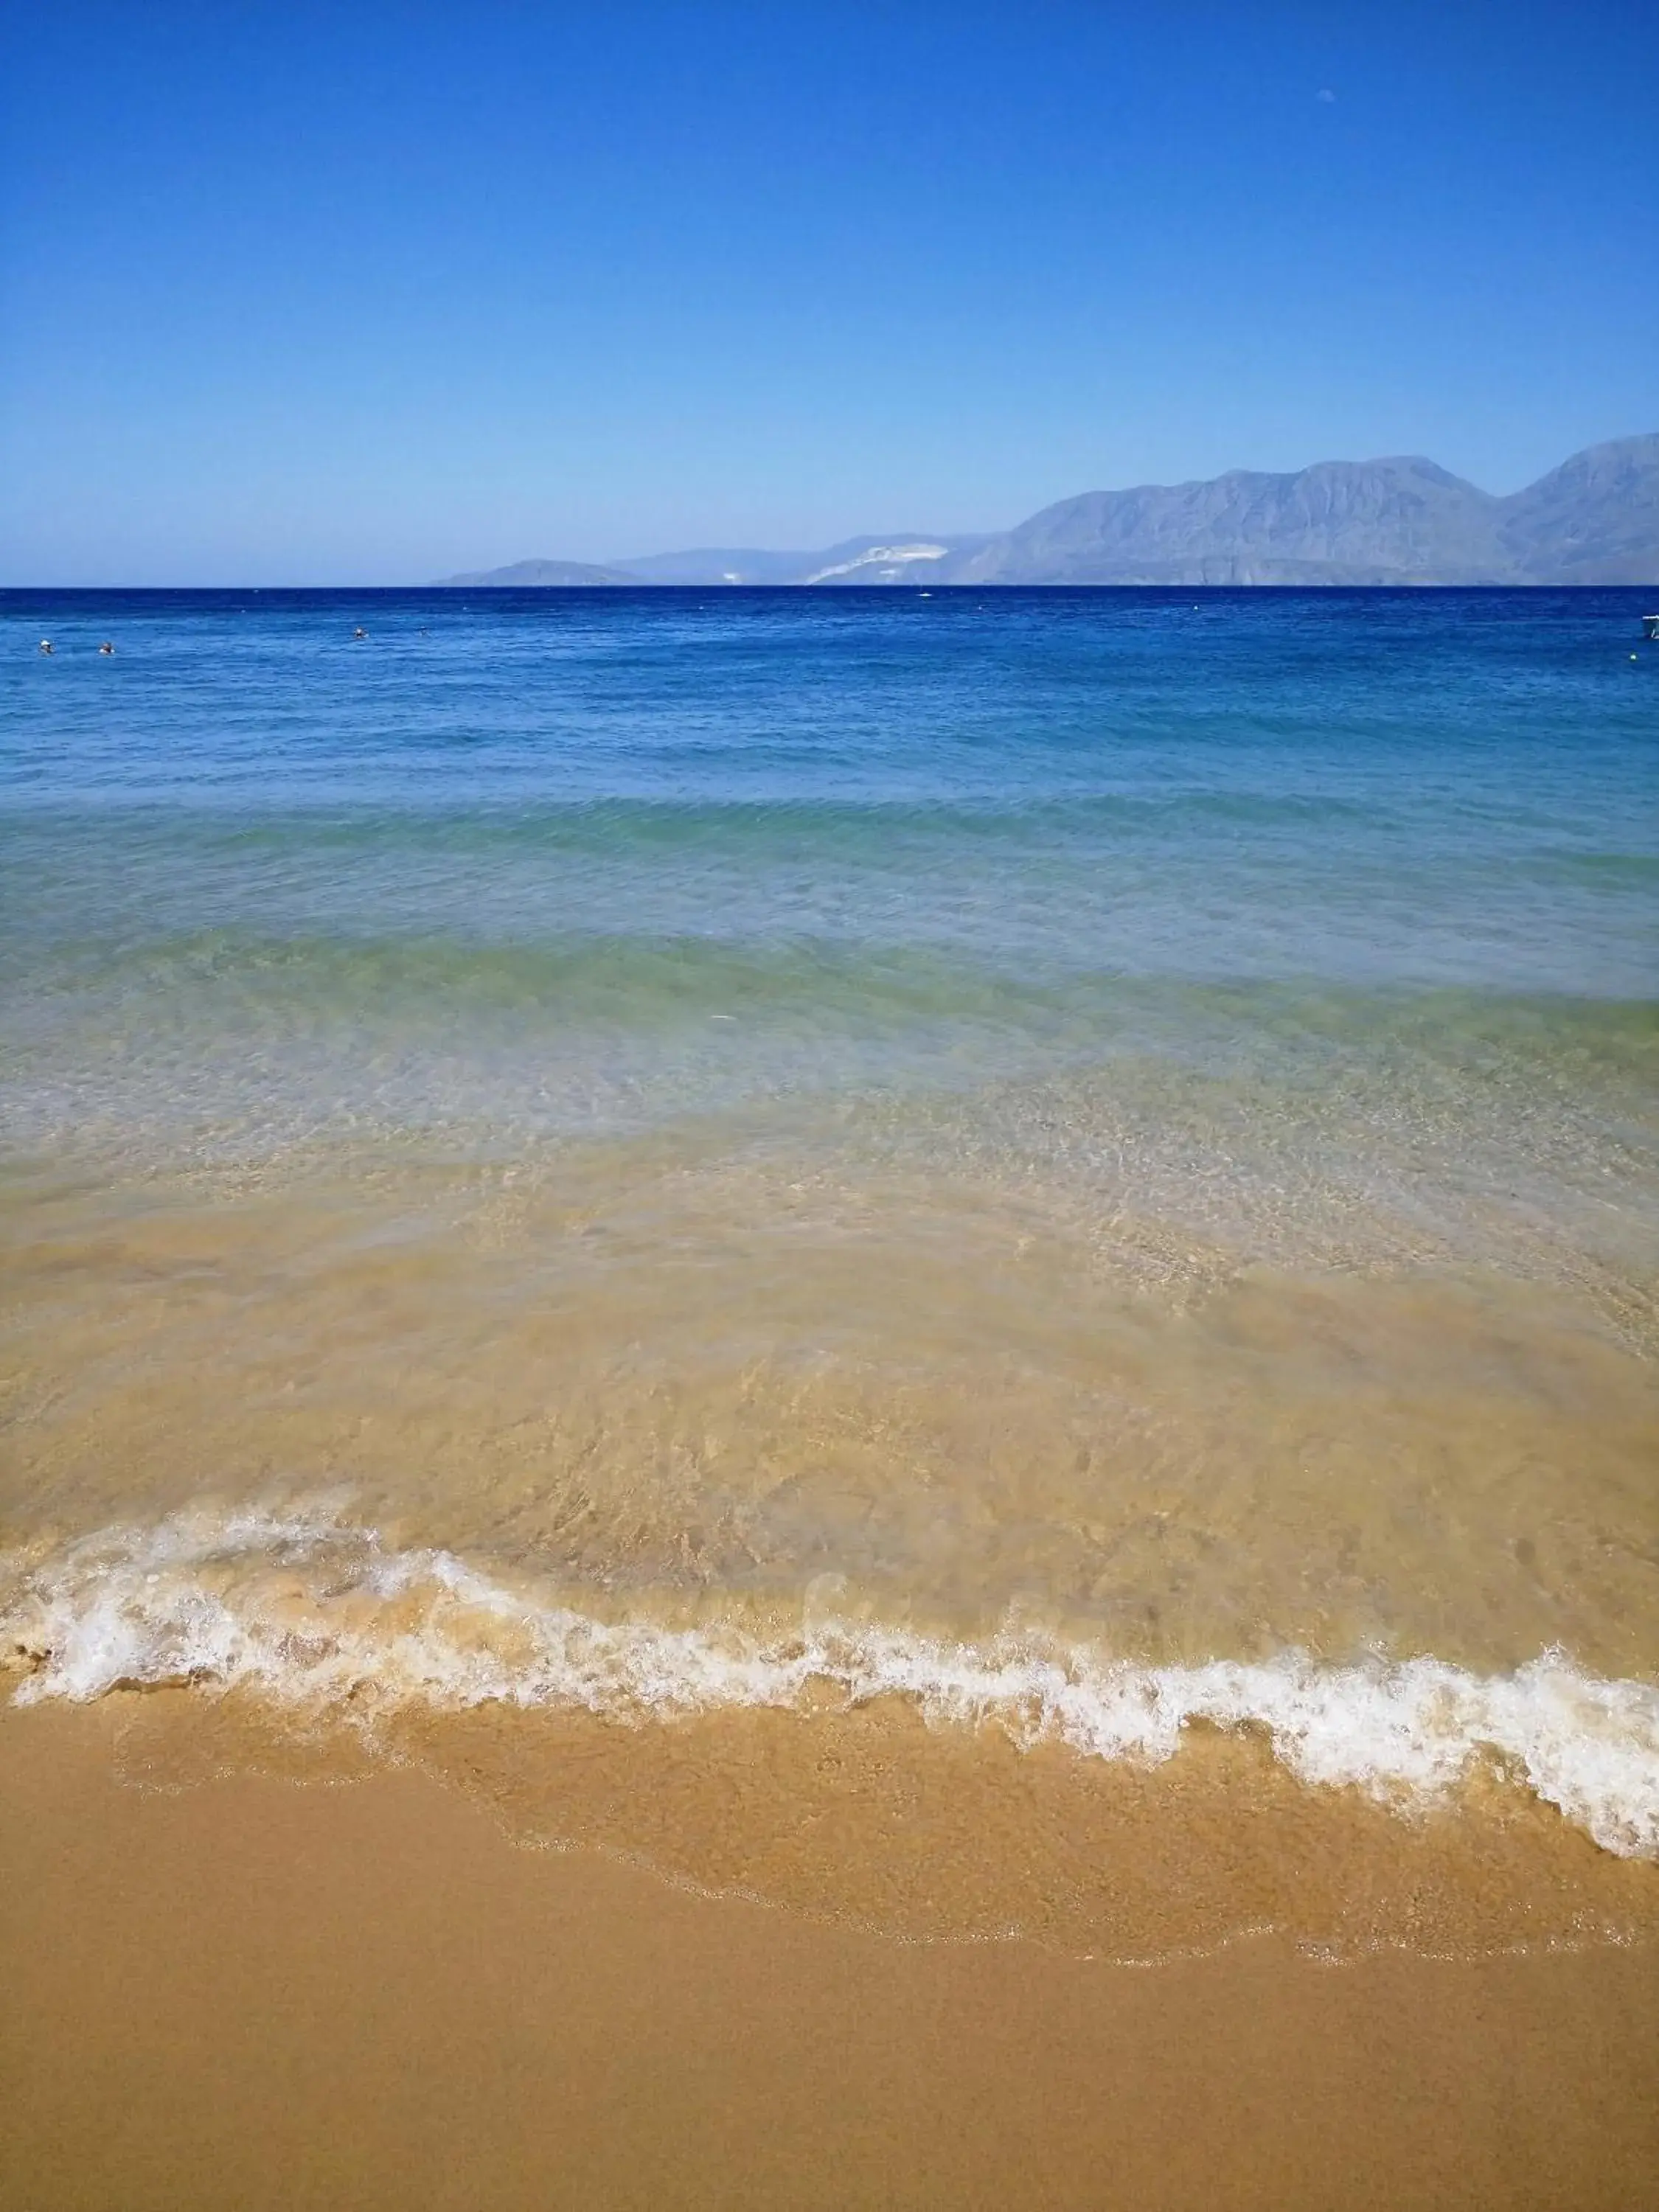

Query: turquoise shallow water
[4,586,1656,1343]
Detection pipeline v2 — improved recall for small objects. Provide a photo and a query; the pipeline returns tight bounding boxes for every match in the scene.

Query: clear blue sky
[3,1,1654,582]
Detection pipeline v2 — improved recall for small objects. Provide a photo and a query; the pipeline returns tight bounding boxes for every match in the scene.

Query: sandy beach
[4,1697,1658,2211]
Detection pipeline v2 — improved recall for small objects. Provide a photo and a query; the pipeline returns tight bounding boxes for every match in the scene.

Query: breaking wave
[4,1507,1658,1860]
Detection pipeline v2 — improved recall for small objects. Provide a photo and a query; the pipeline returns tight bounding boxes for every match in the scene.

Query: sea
[3,585,1657,1954]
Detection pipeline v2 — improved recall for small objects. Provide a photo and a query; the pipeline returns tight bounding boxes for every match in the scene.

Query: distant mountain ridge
[439,557,639,587]
[439,434,1659,587]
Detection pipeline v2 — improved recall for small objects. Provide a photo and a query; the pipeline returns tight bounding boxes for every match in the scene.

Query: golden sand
[91,1686,1659,1961]
[4,1700,1658,2211]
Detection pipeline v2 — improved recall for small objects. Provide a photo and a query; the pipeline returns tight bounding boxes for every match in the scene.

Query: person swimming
[98,641,115,655]
[353,626,367,639]
[38,639,53,654]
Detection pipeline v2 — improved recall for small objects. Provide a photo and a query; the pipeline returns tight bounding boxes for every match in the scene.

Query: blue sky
[3,1,1654,582]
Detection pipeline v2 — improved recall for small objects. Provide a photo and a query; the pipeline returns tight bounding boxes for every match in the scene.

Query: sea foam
[4,1507,1658,1859]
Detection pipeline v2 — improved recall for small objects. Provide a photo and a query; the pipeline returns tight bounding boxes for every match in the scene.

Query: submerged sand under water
[4,1115,1657,1960]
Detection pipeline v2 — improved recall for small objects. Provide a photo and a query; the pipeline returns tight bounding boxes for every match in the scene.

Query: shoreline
[5,1700,1659,2209]
[5,580,1658,2208]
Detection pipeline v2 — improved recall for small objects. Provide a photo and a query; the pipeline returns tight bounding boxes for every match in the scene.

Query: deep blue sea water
[4,588,1655,1150]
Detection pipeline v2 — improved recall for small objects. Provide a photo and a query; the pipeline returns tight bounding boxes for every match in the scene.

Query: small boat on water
[1643,613,1658,641]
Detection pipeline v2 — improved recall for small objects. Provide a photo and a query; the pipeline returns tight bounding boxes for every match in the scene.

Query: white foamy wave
[4,1509,1658,1858]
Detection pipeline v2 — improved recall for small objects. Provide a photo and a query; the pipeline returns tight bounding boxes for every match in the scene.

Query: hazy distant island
[442,434,1658,588]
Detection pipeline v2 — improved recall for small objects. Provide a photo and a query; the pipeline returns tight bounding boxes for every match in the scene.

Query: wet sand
[4,1701,1658,2211]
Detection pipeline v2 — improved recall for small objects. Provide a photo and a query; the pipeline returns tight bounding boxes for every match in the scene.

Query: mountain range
[440,434,1659,588]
